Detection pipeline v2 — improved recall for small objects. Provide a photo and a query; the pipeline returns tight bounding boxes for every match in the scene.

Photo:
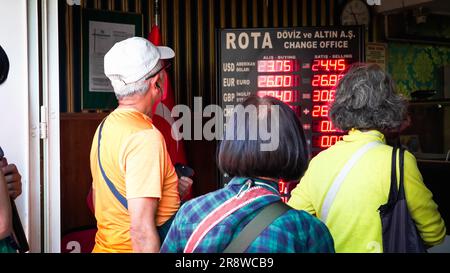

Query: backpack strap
[320,141,381,223]
[184,183,278,253]
[223,201,290,253]
[98,119,128,209]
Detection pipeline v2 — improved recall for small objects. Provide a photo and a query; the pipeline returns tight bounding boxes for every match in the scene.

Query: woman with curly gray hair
[288,63,446,253]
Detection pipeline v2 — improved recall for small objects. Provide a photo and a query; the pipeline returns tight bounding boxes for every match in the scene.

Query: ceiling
[376,0,450,16]
[426,0,450,16]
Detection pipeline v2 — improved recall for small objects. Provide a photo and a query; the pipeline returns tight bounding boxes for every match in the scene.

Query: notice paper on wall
[88,21,135,92]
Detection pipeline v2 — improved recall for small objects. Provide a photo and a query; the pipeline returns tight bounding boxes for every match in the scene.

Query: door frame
[27,0,42,253]
[40,0,61,253]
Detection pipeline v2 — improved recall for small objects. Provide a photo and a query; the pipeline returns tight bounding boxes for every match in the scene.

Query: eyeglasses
[145,62,171,81]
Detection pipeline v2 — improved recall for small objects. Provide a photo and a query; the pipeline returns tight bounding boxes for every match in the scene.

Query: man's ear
[149,74,160,86]
[146,74,160,96]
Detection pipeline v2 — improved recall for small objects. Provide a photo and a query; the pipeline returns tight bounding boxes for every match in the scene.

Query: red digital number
[279,182,287,194]
[258,75,300,88]
[257,60,266,72]
[256,90,298,112]
[337,59,346,71]
[312,119,340,133]
[312,105,329,117]
[312,135,343,148]
[311,74,344,87]
[257,90,295,103]
[320,135,343,148]
[312,90,336,102]
[311,59,347,71]
[257,60,295,72]
[311,60,319,71]
[320,120,337,132]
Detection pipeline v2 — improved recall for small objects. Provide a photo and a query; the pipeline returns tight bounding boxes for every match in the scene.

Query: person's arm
[128,197,160,252]
[0,170,12,239]
[178,176,193,200]
[160,203,185,253]
[287,168,317,216]
[121,129,176,252]
[404,151,446,246]
[0,158,22,200]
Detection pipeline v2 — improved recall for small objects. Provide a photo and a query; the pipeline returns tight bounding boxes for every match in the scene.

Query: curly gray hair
[330,63,407,131]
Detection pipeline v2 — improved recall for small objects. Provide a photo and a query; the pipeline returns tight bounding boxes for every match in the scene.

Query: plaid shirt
[160,177,335,253]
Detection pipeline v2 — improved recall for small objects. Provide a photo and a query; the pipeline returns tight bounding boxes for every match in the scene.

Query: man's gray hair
[109,61,166,100]
[330,63,407,131]
[110,77,149,100]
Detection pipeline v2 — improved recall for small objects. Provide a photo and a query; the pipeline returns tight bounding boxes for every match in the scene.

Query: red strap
[184,186,277,253]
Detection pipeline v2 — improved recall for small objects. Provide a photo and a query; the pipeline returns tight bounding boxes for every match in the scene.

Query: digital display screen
[218,26,364,187]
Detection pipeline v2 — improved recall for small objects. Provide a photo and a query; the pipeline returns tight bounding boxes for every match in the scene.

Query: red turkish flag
[148,25,162,46]
[148,25,192,200]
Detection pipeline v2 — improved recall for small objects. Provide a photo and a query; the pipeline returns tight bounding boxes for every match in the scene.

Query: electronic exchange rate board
[217,26,365,197]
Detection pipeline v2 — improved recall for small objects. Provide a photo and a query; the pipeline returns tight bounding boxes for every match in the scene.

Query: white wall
[0,0,30,241]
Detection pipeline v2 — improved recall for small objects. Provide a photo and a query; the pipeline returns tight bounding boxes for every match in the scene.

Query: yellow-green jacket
[288,129,446,253]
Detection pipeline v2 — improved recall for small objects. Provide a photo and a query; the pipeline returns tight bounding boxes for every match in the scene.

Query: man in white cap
[89,37,192,253]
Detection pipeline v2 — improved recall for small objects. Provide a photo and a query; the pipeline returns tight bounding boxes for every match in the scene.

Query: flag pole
[148,0,191,200]
[154,0,160,27]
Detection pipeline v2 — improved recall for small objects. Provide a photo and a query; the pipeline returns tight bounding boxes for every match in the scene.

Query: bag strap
[389,146,406,203]
[388,147,399,204]
[320,141,381,223]
[184,184,278,253]
[98,119,128,209]
[398,147,406,200]
[223,201,290,253]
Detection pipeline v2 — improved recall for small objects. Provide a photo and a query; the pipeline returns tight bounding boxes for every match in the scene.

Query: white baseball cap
[104,37,174,89]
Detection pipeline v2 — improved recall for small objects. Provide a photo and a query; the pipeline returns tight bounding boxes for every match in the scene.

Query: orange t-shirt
[90,108,180,253]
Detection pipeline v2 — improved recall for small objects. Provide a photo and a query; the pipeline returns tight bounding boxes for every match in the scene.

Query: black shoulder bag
[378,147,427,253]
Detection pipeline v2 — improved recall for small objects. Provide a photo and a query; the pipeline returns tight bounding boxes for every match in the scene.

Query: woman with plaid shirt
[160,96,334,253]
